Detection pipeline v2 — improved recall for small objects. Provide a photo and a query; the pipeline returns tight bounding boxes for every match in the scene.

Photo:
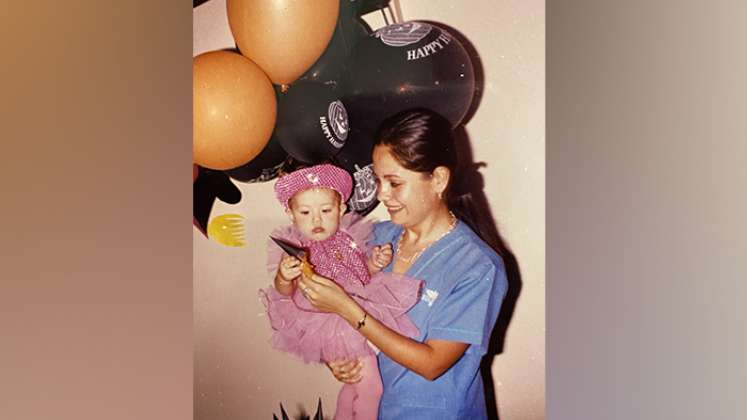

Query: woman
[297,108,508,419]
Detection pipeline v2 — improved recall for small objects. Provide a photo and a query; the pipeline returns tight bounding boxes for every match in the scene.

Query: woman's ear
[339,202,347,218]
[431,166,451,196]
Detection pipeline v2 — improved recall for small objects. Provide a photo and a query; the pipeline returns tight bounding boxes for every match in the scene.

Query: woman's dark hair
[374,108,502,255]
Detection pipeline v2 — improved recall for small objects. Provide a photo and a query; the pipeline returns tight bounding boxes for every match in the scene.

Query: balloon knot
[280,84,289,93]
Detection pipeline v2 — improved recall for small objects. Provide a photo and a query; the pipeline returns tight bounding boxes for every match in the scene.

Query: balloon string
[387,4,399,23]
[380,8,390,26]
[391,0,403,23]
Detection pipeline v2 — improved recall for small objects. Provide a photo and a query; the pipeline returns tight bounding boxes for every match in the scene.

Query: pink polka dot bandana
[274,164,353,209]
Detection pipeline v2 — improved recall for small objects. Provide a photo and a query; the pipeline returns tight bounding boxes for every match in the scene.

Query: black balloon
[300,0,371,85]
[275,81,351,164]
[333,126,379,215]
[224,136,287,183]
[193,167,241,234]
[344,21,475,130]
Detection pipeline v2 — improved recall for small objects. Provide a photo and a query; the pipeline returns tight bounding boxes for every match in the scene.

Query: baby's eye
[391,182,402,188]
[322,208,332,213]
[300,211,310,215]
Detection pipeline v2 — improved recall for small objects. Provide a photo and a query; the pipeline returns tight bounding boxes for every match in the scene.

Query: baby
[260,164,421,420]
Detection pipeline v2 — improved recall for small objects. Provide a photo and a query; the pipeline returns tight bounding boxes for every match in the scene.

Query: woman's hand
[326,359,363,384]
[297,272,360,319]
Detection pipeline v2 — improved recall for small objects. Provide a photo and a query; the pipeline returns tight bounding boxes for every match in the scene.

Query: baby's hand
[370,243,393,270]
[279,254,302,282]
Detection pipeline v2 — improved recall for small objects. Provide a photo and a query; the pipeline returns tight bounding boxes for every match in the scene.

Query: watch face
[356,313,367,329]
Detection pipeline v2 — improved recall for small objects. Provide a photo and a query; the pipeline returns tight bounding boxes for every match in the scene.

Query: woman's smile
[386,205,403,214]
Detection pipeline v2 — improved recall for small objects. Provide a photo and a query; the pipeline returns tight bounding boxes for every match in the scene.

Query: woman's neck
[402,205,454,247]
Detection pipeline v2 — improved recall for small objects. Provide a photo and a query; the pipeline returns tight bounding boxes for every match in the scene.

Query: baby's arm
[367,243,393,275]
[275,254,301,295]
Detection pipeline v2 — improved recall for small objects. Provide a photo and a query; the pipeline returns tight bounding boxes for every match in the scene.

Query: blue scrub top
[371,220,508,419]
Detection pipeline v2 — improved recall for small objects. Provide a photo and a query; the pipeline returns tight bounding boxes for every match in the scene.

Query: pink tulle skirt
[259,272,421,364]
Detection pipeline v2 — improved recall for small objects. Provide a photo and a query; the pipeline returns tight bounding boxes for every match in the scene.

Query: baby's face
[287,188,345,241]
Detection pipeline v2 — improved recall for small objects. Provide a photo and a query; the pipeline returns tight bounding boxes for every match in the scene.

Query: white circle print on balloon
[374,21,433,47]
[328,100,349,143]
[319,100,349,149]
[348,163,378,212]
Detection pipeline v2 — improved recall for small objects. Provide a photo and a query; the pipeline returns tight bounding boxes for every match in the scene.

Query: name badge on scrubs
[421,288,439,307]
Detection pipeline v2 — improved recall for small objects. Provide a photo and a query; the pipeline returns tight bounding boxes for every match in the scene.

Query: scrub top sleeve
[370,221,396,247]
[428,263,498,347]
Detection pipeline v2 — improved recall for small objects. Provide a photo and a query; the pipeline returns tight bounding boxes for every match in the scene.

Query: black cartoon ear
[193,167,242,234]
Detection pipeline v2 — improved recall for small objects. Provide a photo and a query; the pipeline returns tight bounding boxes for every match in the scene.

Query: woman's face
[372,145,439,228]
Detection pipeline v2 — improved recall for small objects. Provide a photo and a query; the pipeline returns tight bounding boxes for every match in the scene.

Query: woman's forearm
[298,272,467,380]
[339,302,466,381]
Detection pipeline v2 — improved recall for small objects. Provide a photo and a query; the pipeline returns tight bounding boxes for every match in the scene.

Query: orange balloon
[193,51,277,170]
[227,0,339,86]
